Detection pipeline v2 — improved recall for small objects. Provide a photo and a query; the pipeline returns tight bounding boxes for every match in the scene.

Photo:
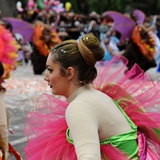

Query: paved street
[5,64,50,160]
[4,62,160,160]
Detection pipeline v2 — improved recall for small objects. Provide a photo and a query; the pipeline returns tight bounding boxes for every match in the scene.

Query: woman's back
[66,86,132,140]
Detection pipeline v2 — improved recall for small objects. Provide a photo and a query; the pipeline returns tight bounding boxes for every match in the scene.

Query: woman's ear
[67,67,75,80]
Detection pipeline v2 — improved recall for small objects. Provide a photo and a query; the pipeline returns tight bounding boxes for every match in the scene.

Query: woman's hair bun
[78,33,104,66]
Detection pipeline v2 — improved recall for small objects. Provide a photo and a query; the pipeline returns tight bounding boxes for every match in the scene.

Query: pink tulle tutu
[24,55,160,160]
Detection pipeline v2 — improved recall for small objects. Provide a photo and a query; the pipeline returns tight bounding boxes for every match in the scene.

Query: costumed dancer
[0,25,22,160]
[31,22,61,75]
[24,33,160,160]
[123,24,157,73]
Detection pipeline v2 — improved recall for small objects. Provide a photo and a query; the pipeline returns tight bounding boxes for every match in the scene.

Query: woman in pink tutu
[24,33,160,160]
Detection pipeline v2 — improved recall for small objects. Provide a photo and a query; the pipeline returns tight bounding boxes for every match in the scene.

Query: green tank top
[66,100,139,159]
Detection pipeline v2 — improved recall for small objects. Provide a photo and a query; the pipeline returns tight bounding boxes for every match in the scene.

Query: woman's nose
[44,73,48,81]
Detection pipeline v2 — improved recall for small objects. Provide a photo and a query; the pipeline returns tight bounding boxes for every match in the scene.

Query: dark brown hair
[50,33,104,84]
[0,62,6,92]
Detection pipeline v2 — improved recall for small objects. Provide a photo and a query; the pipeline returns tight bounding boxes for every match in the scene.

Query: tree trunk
[0,0,18,17]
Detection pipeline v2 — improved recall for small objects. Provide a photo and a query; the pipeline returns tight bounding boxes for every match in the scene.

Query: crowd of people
[1,0,160,75]
[0,0,160,159]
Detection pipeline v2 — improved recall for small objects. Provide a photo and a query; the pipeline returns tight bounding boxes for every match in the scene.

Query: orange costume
[33,24,61,57]
[132,26,155,60]
[31,24,61,74]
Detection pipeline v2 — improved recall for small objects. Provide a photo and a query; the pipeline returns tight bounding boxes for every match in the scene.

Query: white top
[66,86,131,160]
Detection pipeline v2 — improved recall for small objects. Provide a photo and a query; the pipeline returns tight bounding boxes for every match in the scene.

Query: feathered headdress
[0,25,19,79]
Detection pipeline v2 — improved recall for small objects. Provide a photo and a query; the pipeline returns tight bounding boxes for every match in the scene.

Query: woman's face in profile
[44,54,69,96]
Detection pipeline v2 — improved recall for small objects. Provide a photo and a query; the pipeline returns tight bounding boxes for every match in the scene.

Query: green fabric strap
[66,128,73,145]
[102,100,138,159]
[66,100,139,159]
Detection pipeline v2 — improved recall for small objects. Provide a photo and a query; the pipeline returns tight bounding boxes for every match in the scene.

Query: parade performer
[31,22,61,75]
[123,24,157,73]
[0,25,22,160]
[24,33,160,159]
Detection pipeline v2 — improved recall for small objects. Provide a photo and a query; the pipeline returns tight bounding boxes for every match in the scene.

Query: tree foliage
[88,0,132,14]
[1,0,160,17]
[62,0,160,15]
[129,0,159,16]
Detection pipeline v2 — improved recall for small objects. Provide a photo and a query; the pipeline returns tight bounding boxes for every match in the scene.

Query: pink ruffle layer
[24,55,160,159]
